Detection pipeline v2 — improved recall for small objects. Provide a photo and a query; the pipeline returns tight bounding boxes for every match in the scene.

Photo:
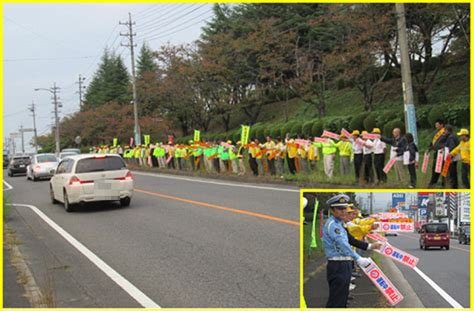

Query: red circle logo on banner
[384,247,393,255]
[370,270,380,279]
[383,223,390,230]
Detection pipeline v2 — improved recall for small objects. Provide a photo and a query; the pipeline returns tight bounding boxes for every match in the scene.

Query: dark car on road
[3,154,9,168]
[458,226,470,245]
[7,155,31,177]
[419,223,450,250]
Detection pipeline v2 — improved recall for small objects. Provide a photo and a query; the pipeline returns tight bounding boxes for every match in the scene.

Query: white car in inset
[26,153,59,181]
[49,154,133,212]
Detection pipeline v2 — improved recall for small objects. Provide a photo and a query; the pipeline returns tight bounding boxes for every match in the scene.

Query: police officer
[323,194,371,308]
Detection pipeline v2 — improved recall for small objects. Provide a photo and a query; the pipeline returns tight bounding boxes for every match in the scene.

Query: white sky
[354,192,418,212]
[3,3,215,153]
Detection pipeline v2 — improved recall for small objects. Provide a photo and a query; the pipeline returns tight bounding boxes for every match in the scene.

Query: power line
[141,14,213,43]
[4,55,97,62]
[135,4,196,30]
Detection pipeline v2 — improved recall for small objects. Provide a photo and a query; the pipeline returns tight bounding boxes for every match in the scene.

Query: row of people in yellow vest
[89,125,469,188]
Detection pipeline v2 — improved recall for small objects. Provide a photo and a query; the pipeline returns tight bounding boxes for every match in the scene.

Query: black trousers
[448,161,458,189]
[213,158,220,173]
[249,157,258,176]
[354,153,363,182]
[408,163,417,187]
[429,152,446,186]
[364,154,374,183]
[287,155,296,175]
[267,158,276,175]
[374,153,387,183]
[326,261,352,308]
[462,163,470,188]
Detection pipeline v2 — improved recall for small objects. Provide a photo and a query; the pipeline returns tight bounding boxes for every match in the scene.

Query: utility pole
[396,3,418,145]
[35,83,61,154]
[28,101,38,153]
[368,193,374,215]
[120,12,140,146]
[19,125,25,154]
[76,74,86,111]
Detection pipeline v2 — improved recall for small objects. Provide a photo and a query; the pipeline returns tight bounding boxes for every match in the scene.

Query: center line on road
[132,171,300,193]
[413,266,463,309]
[3,180,13,191]
[10,203,161,309]
[134,188,300,227]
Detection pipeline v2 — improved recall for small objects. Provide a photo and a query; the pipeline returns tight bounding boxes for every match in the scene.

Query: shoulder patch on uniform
[335,228,340,234]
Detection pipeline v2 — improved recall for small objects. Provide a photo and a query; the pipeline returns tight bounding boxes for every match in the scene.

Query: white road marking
[413,266,463,308]
[133,171,300,193]
[3,180,13,191]
[10,203,161,308]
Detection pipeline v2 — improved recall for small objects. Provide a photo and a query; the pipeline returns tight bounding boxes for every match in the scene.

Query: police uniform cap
[326,194,350,208]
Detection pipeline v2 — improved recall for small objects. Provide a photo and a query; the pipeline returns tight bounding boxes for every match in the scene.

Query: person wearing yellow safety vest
[133,146,141,166]
[449,128,470,188]
[314,132,337,178]
[274,137,285,176]
[167,144,176,169]
[346,207,378,241]
[285,135,298,175]
[335,134,353,175]
[254,139,265,176]
[427,118,449,187]
[236,141,246,175]
[298,136,310,174]
[175,144,185,170]
[192,141,203,171]
[264,136,277,176]
[307,139,319,173]
[248,139,259,176]
[228,141,239,174]
[202,141,213,173]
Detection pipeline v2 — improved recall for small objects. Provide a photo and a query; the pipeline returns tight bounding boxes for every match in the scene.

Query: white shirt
[363,139,374,155]
[373,139,386,154]
[351,137,364,154]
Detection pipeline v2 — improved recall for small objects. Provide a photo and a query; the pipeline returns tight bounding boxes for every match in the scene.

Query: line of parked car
[4,148,134,212]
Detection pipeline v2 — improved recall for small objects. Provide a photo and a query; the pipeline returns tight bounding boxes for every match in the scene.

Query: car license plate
[20,165,25,168]
[95,181,111,190]
[434,237,441,240]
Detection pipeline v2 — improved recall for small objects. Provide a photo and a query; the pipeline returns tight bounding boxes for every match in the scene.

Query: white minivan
[50,154,133,212]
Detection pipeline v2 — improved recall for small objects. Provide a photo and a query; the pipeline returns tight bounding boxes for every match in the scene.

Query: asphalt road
[3,170,300,308]
[386,232,470,308]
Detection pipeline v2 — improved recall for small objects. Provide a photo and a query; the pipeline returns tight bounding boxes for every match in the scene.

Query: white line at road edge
[10,203,161,309]
[133,171,300,193]
[3,180,13,191]
[413,266,463,308]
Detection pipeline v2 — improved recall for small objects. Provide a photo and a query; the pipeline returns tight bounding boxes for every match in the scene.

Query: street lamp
[34,84,60,154]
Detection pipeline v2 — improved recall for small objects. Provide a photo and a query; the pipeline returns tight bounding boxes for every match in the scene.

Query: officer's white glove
[356,257,371,268]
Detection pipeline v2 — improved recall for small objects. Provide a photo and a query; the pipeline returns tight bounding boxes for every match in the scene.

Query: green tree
[83,49,131,109]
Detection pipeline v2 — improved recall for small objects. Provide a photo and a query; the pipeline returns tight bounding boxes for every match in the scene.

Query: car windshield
[37,155,57,163]
[60,153,76,159]
[75,156,126,173]
[465,227,470,234]
[425,224,448,233]
[13,157,30,162]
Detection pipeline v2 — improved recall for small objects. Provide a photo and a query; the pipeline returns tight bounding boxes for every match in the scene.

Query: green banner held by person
[311,199,319,249]
[144,135,150,146]
[194,130,200,142]
[113,138,118,147]
[241,125,250,145]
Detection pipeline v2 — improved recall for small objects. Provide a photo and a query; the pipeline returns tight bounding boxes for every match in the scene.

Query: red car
[419,223,450,250]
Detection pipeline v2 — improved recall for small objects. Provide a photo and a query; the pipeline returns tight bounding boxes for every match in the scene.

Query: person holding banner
[449,128,470,188]
[248,139,259,176]
[380,128,406,183]
[335,134,353,175]
[323,194,372,308]
[274,137,285,176]
[350,130,364,184]
[236,141,246,176]
[397,133,419,188]
[286,137,298,175]
[264,136,277,176]
[427,119,449,187]
[445,125,460,188]
[372,128,387,184]
[361,131,375,184]
[314,132,337,178]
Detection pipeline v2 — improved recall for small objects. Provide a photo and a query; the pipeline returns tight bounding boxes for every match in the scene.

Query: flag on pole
[241,125,250,145]
[311,200,319,249]
[194,130,201,142]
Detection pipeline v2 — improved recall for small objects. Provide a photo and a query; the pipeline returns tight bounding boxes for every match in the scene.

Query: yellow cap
[457,128,469,136]
[237,141,242,144]
[361,131,368,135]
[227,140,232,144]
[351,130,360,136]
[372,128,381,134]
[340,133,347,139]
